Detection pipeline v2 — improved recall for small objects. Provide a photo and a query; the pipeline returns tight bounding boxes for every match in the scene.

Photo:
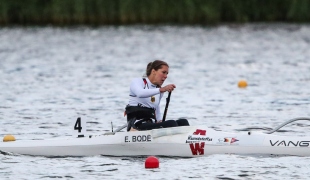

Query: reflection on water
[1,24,310,179]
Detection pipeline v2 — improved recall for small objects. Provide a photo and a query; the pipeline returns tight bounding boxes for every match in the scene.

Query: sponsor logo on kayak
[186,135,212,143]
[186,129,212,143]
[124,135,151,143]
[193,129,206,135]
[189,129,208,155]
[225,137,239,144]
[217,137,239,145]
[190,142,205,155]
[270,140,310,147]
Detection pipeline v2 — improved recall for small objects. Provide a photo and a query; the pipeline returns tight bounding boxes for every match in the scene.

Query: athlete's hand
[160,84,176,93]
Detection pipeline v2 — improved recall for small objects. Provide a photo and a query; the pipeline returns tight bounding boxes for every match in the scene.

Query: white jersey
[128,77,163,121]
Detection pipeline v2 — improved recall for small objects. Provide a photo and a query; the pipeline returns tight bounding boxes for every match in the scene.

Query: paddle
[104,124,127,135]
[162,91,172,121]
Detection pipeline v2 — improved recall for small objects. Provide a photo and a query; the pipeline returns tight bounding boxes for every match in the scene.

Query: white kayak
[1,117,310,157]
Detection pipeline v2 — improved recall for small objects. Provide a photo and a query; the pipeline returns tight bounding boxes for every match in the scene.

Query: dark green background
[1,0,310,25]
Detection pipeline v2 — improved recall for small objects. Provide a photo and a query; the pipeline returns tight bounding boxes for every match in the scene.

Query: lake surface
[1,24,310,179]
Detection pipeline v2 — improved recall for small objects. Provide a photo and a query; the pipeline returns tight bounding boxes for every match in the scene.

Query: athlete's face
[152,65,169,86]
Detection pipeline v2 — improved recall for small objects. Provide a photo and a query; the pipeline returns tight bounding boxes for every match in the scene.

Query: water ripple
[1,24,310,179]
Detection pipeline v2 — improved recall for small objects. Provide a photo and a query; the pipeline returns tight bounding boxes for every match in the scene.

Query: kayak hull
[1,126,310,157]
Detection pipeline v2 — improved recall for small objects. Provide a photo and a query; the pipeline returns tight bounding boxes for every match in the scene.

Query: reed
[0,0,310,25]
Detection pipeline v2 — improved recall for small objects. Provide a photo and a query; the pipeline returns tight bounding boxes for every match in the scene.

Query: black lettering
[147,135,151,141]
[137,135,141,142]
[74,118,82,132]
[299,141,310,147]
[278,140,286,146]
[130,135,152,142]
[288,141,298,147]
[270,140,310,147]
[270,140,279,146]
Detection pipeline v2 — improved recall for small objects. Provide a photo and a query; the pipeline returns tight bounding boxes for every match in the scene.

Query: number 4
[74,117,82,132]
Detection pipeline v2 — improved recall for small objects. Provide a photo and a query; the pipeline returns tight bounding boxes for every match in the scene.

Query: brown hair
[146,60,169,76]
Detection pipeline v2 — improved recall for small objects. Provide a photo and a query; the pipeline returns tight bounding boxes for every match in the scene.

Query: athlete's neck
[147,76,158,86]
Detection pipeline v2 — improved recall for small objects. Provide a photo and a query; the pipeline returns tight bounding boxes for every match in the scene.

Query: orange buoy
[238,80,248,88]
[145,156,159,168]
[3,134,16,142]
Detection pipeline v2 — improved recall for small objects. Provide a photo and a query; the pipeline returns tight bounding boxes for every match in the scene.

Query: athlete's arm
[130,79,160,98]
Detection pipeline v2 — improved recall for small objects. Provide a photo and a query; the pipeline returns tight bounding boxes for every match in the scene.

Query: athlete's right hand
[160,84,176,93]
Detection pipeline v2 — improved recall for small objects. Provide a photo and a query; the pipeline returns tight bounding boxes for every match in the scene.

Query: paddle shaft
[104,124,127,135]
[115,124,127,132]
[162,92,172,121]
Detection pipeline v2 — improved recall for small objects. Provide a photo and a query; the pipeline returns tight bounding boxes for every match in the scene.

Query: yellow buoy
[238,80,248,88]
[3,134,16,142]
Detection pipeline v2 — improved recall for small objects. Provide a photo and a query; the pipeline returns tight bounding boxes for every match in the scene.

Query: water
[1,24,310,179]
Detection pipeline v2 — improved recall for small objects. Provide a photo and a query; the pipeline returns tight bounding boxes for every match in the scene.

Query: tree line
[0,0,309,25]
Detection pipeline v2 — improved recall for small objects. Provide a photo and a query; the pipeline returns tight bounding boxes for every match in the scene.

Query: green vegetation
[0,0,310,25]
